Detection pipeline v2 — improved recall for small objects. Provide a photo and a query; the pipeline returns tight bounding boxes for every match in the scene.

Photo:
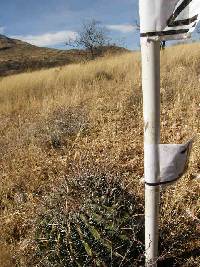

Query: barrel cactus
[34,176,144,266]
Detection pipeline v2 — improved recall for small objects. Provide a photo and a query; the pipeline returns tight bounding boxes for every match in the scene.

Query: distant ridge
[0,35,128,76]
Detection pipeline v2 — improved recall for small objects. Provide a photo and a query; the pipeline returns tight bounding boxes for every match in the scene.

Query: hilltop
[0,34,127,76]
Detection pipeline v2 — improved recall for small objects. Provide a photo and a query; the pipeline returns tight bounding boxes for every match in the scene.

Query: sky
[0,0,140,50]
[0,0,199,51]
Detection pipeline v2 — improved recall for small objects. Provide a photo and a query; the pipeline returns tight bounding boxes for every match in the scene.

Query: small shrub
[95,71,113,81]
[33,176,144,266]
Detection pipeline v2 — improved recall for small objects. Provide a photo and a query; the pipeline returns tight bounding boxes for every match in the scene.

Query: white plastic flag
[159,140,193,185]
[144,140,193,186]
[139,0,200,40]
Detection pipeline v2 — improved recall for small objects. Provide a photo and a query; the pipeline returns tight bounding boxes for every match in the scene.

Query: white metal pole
[141,38,160,267]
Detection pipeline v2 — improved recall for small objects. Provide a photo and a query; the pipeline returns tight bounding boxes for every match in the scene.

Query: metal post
[141,38,160,267]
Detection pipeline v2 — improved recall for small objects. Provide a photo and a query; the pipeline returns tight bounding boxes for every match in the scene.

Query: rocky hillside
[0,34,127,76]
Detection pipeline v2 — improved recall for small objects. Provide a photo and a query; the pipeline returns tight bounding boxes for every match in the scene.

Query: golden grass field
[0,43,199,266]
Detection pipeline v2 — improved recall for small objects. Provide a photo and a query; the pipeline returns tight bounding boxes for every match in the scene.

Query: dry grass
[0,43,199,266]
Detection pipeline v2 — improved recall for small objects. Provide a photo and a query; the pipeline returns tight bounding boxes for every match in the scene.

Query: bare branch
[66,19,114,59]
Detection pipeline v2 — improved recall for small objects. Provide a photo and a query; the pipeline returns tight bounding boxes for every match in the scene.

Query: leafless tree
[66,19,113,59]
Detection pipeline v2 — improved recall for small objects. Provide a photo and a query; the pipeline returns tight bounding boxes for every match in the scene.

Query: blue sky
[0,0,140,50]
[0,1,199,50]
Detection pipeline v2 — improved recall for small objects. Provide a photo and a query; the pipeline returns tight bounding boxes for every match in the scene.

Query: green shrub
[34,176,144,266]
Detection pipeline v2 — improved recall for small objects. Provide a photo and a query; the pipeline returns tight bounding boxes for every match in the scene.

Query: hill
[0,34,127,76]
[0,44,199,266]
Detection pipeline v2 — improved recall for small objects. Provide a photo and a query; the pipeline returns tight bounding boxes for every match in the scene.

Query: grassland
[0,43,199,266]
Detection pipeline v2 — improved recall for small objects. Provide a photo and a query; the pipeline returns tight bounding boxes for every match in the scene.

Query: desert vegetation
[0,43,199,266]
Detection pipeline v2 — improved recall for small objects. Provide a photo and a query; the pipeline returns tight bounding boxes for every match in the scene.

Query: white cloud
[106,24,137,33]
[12,31,78,47]
[0,26,5,34]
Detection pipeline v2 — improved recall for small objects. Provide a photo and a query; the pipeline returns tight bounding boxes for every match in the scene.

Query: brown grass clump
[0,43,199,266]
